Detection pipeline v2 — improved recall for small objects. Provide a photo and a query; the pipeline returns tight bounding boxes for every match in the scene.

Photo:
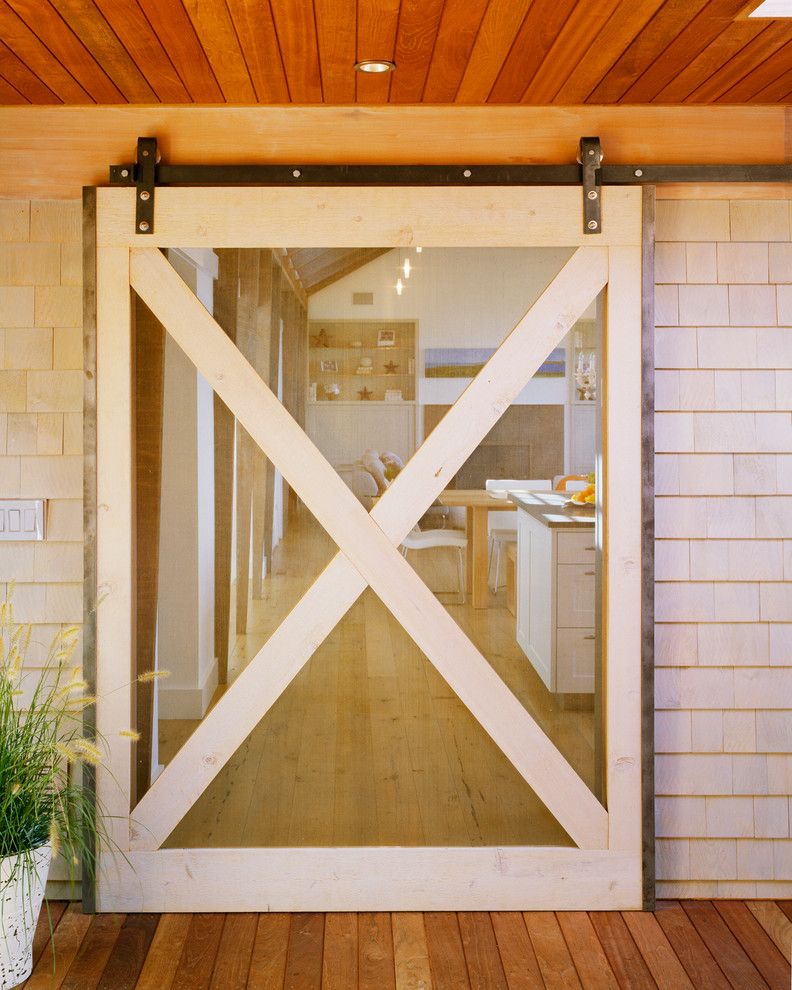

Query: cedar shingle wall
[0,201,82,887]
[654,199,792,898]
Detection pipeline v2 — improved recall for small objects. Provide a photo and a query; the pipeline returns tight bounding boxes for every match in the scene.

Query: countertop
[508,491,595,530]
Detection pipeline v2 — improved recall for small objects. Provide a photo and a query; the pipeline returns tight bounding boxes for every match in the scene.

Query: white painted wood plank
[96,847,642,912]
[127,246,609,851]
[96,186,642,248]
[95,244,133,852]
[604,245,644,853]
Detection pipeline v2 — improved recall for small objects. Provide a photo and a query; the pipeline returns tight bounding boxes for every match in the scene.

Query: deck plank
[30,900,67,970]
[523,912,583,990]
[588,912,657,990]
[746,901,792,964]
[95,913,159,990]
[358,912,396,990]
[424,912,470,989]
[247,913,291,988]
[26,902,790,989]
[322,912,358,989]
[777,900,792,925]
[134,914,192,990]
[555,912,620,990]
[171,913,225,990]
[621,910,695,990]
[457,912,508,989]
[714,901,789,990]
[208,912,257,990]
[284,912,324,989]
[681,901,768,990]
[654,901,732,990]
[489,912,544,990]
[393,912,433,990]
[23,903,92,990]
[58,913,125,990]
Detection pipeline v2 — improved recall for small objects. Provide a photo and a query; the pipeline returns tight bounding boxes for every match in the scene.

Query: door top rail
[109,135,791,237]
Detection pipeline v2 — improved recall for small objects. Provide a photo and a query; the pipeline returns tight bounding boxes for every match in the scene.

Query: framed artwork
[425,346,566,379]
[377,329,396,347]
[320,359,339,373]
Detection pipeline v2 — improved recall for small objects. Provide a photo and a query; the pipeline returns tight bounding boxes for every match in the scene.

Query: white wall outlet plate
[0,500,46,540]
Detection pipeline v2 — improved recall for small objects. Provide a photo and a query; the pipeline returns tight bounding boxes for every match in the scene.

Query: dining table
[437,489,518,609]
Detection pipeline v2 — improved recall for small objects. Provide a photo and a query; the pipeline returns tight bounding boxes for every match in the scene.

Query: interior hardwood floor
[23,900,792,990]
[158,508,595,849]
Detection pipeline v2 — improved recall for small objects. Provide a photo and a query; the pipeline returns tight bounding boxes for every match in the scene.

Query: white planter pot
[0,845,51,990]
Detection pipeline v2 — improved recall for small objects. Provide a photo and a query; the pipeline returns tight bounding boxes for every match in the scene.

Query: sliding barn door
[90,185,643,910]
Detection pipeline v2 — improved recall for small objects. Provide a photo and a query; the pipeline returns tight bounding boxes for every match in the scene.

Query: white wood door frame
[93,185,643,911]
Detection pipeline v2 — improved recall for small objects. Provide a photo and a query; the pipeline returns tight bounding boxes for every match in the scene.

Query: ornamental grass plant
[0,590,97,888]
[0,586,170,987]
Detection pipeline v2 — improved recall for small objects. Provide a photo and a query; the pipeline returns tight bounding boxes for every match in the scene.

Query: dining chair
[400,526,467,604]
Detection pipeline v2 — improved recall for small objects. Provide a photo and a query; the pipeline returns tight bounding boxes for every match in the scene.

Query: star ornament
[310,329,332,347]
[357,386,374,401]
[383,360,400,374]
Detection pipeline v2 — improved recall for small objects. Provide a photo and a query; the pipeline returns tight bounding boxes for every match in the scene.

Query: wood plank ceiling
[0,0,791,106]
[284,248,392,295]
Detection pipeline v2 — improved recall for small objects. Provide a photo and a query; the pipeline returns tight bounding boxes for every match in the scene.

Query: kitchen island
[508,491,597,694]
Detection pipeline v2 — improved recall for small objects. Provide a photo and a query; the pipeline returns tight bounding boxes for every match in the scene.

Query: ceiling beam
[0,106,789,199]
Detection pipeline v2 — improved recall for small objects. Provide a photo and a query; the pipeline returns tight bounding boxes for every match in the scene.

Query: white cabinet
[515,510,596,694]
[516,512,553,688]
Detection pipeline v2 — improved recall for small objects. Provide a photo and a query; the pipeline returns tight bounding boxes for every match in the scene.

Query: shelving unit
[307,319,416,402]
[306,320,418,468]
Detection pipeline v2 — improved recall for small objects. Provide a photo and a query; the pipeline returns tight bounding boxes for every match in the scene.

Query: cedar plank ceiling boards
[1,0,792,105]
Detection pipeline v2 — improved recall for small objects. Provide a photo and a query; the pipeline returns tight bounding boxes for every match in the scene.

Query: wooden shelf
[307,319,418,448]
[309,345,413,352]
[307,400,415,407]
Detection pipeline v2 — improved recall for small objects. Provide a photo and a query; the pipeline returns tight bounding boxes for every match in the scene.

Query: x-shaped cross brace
[127,246,610,850]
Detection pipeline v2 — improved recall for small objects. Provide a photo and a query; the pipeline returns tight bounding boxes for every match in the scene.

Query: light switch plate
[0,500,46,540]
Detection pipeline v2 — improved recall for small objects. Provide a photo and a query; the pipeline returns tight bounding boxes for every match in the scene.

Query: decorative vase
[0,845,51,989]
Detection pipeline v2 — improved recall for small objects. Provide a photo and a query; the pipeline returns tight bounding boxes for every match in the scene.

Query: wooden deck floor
[23,901,792,989]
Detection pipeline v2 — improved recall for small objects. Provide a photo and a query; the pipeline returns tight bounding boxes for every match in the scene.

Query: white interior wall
[309,247,589,407]
[156,249,217,720]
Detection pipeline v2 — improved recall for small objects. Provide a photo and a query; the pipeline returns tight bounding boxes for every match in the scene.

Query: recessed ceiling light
[749,0,792,15]
[354,59,396,74]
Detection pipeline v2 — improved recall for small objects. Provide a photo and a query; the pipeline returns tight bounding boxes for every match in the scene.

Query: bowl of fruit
[569,473,596,507]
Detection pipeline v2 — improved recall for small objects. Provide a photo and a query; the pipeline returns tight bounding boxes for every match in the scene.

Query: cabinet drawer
[557,564,595,627]
[555,628,595,693]
[557,531,596,564]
